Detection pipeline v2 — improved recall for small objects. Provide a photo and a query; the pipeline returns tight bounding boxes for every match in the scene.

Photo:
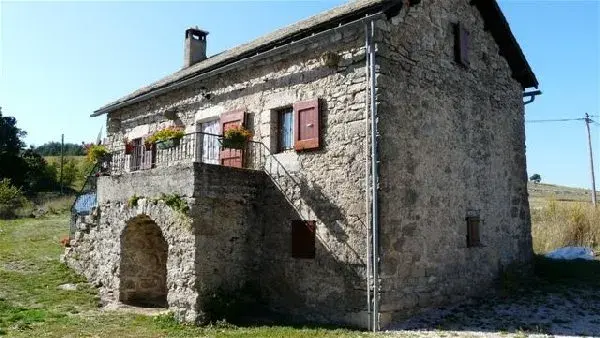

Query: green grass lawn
[0,215,375,337]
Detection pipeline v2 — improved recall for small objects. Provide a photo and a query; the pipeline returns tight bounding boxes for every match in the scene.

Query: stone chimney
[184,27,208,68]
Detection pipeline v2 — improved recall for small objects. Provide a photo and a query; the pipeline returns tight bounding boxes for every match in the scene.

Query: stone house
[63,0,539,330]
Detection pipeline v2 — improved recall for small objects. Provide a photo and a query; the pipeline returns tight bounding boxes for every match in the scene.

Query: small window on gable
[466,212,481,248]
[277,107,294,153]
[454,22,470,66]
[292,220,316,259]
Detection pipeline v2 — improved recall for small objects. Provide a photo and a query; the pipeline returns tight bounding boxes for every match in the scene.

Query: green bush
[160,193,189,214]
[0,179,26,219]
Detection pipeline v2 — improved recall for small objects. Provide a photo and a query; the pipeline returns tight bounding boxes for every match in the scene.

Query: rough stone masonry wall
[375,0,533,325]
[101,23,373,326]
[64,163,268,323]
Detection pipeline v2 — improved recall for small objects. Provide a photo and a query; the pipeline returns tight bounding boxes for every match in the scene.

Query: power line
[526,118,586,123]
[526,113,599,206]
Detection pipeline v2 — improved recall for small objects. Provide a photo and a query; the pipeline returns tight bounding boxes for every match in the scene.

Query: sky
[0,1,598,188]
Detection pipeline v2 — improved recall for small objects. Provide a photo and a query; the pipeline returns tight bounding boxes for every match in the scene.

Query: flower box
[157,137,181,150]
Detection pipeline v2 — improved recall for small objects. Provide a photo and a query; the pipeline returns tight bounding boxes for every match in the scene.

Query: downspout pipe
[364,20,372,332]
[367,19,380,332]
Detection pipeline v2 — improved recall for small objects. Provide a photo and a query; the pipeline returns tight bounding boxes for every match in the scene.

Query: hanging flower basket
[157,137,181,150]
[144,142,154,151]
[221,126,252,149]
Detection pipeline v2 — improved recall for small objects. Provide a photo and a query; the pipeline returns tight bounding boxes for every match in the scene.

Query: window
[129,137,155,171]
[277,107,294,152]
[454,22,470,66]
[291,220,316,259]
[466,214,481,247]
[129,138,143,171]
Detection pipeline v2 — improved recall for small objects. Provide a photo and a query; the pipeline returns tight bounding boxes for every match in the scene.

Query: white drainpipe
[365,18,380,332]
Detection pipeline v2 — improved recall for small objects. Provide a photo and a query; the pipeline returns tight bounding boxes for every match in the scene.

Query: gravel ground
[385,285,600,337]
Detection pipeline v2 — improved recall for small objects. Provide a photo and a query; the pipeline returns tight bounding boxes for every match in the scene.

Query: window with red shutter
[466,215,481,247]
[293,99,320,151]
[291,220,316,259]
[454,22,470,66]
[129,138,143,171]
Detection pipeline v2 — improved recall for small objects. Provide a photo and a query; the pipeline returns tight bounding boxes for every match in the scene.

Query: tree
[21,149,57,192]
[34,142,85,156]
[529,174,542,184]
[0,107,27,187]
[62,159,78,188]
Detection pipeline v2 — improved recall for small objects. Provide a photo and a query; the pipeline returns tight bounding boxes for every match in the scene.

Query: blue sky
[1,1,598,188]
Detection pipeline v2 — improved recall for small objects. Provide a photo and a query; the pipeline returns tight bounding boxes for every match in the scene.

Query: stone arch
[119,214,168,307]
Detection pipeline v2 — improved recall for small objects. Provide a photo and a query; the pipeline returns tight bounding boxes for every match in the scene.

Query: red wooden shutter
[220,109,246,168]
[142,145,156,170]
[293,99,320,151]
[466,216,480,247]
[291,220,316,259]
[454,23,470,66]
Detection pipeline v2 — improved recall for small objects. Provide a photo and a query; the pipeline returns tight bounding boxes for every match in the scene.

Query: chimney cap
[186,27,209,39]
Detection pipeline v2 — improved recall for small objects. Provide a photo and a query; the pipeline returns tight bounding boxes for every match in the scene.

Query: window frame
[276,106,294,153]
[466,215,481,248]
[129,138,143,171]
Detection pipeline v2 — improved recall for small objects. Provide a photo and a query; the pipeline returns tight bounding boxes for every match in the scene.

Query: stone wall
[99,20,374,326]
[375,0,532,325]
[63,199,199,322]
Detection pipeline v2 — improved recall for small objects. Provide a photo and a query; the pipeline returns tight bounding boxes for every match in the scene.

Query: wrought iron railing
[107,132,266,174]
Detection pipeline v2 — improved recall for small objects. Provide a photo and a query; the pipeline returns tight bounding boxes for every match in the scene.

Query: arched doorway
[119,215,168,307]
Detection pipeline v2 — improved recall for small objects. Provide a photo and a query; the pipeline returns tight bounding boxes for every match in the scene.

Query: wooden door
[220,110,245,168]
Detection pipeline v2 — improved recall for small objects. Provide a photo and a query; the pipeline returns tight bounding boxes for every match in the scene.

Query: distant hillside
[528,182,596,209]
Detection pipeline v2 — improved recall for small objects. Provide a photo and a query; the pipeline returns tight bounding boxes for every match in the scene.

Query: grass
[0,214,375,337]
[531,199,600,254]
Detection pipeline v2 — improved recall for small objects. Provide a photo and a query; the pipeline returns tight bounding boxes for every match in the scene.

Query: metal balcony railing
[105,132,266,175]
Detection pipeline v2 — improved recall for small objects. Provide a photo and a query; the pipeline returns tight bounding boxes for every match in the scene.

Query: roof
[92,0,538,117]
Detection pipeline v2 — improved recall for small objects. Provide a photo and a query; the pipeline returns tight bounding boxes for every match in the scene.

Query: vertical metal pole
[369,19,380,332]
[585,113,597,206]
[60,134,64,195]
[363,20,372,332]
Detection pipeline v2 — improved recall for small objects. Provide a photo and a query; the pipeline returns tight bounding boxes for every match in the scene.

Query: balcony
[105,132,267,175]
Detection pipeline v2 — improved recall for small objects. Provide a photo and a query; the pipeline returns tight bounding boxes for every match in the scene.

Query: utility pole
[584,113,597,206]
[60,134,64,195]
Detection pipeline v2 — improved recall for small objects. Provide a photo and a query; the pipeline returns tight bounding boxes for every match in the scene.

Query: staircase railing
[251,142,366,266]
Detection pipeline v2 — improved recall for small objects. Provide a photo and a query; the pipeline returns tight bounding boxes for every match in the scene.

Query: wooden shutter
[466,216,480,247]
[129,138,142,171]
[139,137,155,170]
[291,220,316,259]
[220,109,246,168]
[454,22,470,66]
[293,99,320,151]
